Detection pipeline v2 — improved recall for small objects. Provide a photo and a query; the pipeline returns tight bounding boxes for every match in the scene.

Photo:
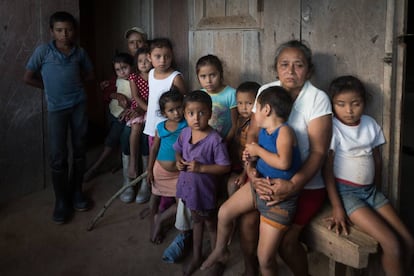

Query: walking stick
[87,171,148,231]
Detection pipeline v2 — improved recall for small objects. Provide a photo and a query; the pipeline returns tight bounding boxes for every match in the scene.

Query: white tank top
[143,69,181,136]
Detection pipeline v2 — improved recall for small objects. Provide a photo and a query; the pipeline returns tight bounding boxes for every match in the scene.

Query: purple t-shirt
[173,127,230,211]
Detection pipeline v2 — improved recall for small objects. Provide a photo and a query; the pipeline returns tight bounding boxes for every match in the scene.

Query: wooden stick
[87,171,148,231]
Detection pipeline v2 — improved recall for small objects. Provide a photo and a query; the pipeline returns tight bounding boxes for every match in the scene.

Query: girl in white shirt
[324,75,414,276]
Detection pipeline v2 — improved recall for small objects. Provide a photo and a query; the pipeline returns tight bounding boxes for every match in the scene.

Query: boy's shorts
[336,181,389,216]
[293,188,326,226]
[251,183,297,229]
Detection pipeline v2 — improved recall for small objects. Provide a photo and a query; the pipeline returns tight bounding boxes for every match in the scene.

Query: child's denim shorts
[336,181,389,216]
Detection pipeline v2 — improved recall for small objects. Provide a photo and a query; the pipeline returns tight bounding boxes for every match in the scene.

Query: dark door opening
[400,0,414,234]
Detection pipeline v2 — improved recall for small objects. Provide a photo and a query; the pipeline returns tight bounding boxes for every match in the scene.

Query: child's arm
[373,146,382,188]
[323,150,350,235]
[224,107,238,143]
[130,79,147,111]
[147,131,160,186]
[182,160,231,175]
[172,75,186,95]
[23,70,44,89]
[246,113,260,144]
[245,125,294,170]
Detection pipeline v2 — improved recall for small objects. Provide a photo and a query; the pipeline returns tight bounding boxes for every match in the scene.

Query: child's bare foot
[183,256,202,276]
[150,216,164,244]
[200,249,229,270]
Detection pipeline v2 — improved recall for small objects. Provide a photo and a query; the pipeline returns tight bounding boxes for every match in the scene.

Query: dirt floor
[0,164,259,276]
[0,139,299,276]
[3,142,412,276]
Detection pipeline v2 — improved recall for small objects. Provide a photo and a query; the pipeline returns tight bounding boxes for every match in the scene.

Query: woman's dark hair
[183,90,212,111]
[257,86,293,121]
[49,11,77,29]
[329,75,367,104]
[159,88,184,114]
[112,52,134,66]
[196,54,224,80]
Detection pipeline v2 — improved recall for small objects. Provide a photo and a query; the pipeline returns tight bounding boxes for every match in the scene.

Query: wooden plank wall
[0,0,78,203]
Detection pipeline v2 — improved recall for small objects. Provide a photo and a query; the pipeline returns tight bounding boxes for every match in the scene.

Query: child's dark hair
[329,75,367,104]
[196,54,224,80]
[236,81,260,96]
[112,52,134,67]
[148,38,176,69]
[183,90,212,111]
[148,38,173,52]
[257,86,293,121]
[159,88,184,114]
[135,47,150,58]
[49,11,77,29]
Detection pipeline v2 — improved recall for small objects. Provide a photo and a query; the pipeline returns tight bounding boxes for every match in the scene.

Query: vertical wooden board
[169,0,189,83]
[213,31,243,88]
[261,0,301,83]
[227,0,250,16]
[188,30,215,89]
[153,0,171,37]
[206,0,226,17]
[241,30,263,84]
[152,0,189,83]
[301,0,386,120]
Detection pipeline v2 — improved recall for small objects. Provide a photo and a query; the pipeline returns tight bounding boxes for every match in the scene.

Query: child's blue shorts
[336,181,389,216]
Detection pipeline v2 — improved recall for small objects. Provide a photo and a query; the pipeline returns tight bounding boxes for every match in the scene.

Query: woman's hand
[250,176,298,206]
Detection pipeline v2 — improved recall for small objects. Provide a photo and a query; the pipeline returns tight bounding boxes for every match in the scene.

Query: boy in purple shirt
[174,90,230,275]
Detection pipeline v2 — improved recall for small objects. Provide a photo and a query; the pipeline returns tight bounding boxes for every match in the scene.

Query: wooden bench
[301,205,379,276]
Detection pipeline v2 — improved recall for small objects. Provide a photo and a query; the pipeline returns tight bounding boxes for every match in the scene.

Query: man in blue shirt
[24,11,94,224]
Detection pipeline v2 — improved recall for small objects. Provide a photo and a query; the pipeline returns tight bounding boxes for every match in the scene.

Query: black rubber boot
[71,158,90,211]
[52,169,73,224]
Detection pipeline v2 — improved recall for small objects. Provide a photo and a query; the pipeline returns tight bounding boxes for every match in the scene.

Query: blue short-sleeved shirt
[26,41,94,111]
[156,119,187,161]
[203,85,237,138]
